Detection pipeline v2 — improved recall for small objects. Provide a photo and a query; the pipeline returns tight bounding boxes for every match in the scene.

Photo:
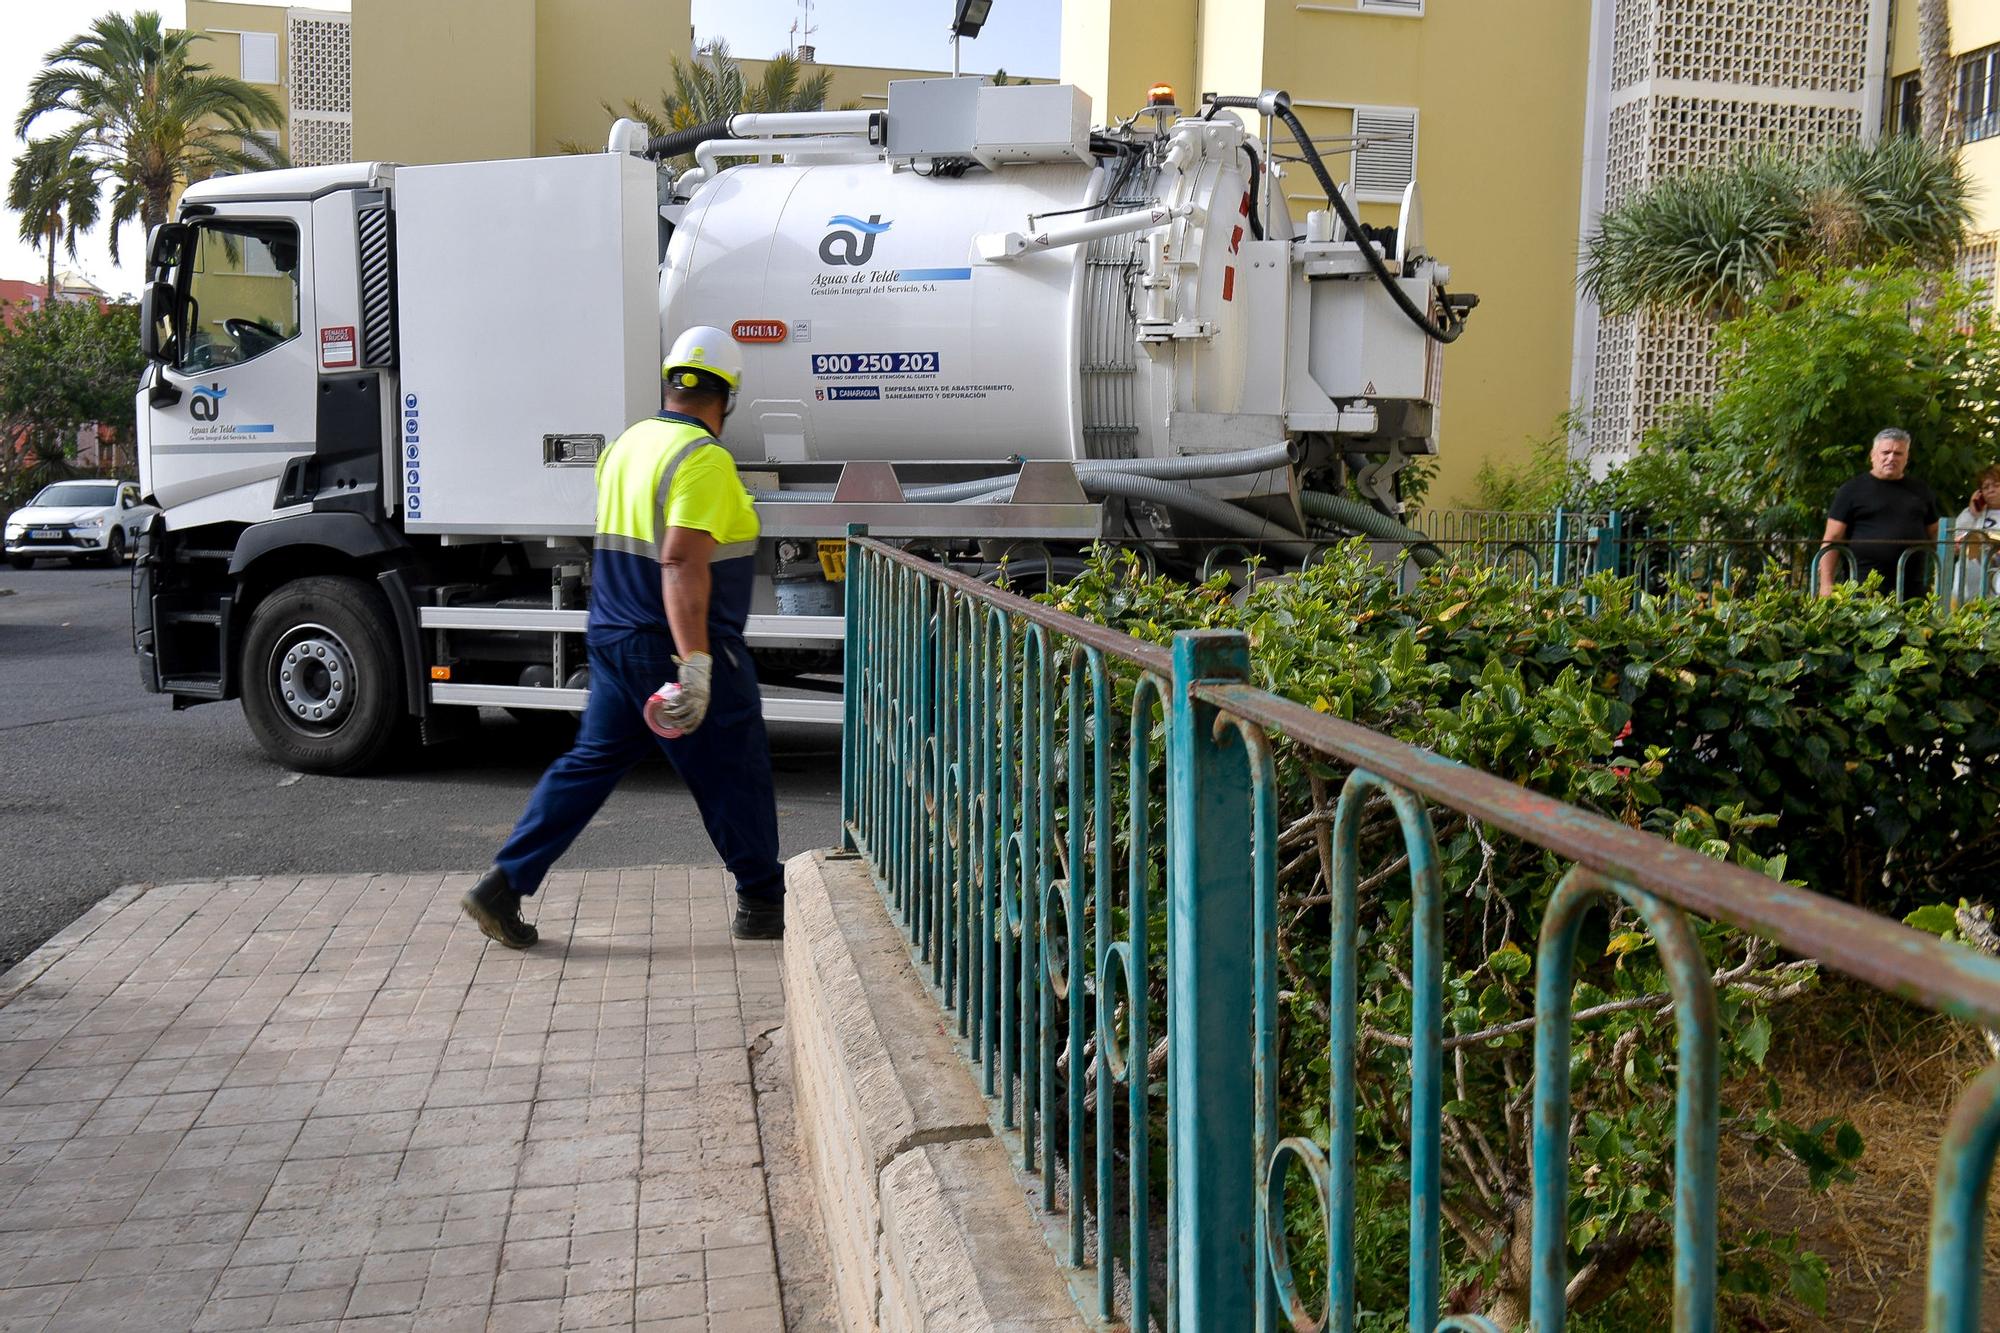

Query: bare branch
[1361,957,1818,1053]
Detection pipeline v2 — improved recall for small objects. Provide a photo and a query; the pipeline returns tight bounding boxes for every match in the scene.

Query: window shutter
[240,31,278,85]
[1353,107,1418,200]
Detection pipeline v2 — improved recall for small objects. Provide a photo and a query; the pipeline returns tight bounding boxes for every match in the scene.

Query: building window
[239,31,278,85]
[1961,46,2000,143]
[243,129,282,167]
[1893,72,1921,137]
[1352,106,1418,202]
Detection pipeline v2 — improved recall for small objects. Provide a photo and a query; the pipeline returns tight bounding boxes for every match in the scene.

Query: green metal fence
[838,530,2000,1332]
[1401,508,1998,603]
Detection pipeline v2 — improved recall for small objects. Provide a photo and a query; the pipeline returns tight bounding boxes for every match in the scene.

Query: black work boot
[462,868,538,950]
[731,896,785,941]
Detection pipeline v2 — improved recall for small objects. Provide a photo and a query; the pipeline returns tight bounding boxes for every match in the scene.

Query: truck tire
[240,575,405,775]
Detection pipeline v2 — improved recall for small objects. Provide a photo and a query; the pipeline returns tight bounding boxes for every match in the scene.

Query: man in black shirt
[1819,428,1941,598]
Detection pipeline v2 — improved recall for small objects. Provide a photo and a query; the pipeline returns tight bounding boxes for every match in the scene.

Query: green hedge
[1044,544,1999,1325]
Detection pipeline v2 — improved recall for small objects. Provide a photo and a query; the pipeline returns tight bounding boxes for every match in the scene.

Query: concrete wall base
[784,849,1092,1332]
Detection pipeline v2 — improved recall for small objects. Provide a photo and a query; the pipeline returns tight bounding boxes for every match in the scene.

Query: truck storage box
[395,153,660,536]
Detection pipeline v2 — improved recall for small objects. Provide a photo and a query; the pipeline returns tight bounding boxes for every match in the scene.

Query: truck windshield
[31,482,119,508]
[176,221,302,373]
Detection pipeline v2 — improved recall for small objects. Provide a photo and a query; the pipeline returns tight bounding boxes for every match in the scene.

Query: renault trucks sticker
[320,325,357,368]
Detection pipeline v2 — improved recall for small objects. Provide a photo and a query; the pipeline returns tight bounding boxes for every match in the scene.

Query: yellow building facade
[1887,0,2000,286]
[349,0,1015,162]
[181,1,294,160]
[187,0,986,166]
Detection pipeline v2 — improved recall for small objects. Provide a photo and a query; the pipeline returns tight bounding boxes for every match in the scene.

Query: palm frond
[604,39,841,167]
[1581,135,1972,319]
[9,9,287,258]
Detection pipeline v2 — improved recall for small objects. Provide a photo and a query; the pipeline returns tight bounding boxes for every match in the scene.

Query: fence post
[1938,516,1956,603]
[1552,507,1569,585]
[1596,510,1625,576]
[1168,629,1258,1330]
[840,523,867,851]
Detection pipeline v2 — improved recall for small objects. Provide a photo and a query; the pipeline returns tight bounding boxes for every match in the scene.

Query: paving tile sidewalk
[0,867,808,1332]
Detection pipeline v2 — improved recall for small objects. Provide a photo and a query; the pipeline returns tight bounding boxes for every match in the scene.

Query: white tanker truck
[130,79,1474,772]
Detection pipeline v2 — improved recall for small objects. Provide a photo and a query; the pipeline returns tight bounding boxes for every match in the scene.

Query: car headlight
[3,523,21,537]
[74,515,106,529]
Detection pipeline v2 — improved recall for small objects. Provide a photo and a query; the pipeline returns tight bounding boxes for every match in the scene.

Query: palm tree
[582,40,839,165]
[11,10,286,265]
[1579,134,1970,320]
[1919,0,1953,146]
[6,140,99,301]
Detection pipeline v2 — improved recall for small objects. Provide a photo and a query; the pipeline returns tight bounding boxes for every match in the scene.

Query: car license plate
[816,539,847,582]
[30,529,61,540]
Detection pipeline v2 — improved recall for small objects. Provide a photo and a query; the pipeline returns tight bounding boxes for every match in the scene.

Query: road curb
[784,849,1090,1332]
[0,880,154,1007]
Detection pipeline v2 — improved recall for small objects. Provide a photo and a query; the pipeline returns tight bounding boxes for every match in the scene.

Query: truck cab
[134,154,851,776]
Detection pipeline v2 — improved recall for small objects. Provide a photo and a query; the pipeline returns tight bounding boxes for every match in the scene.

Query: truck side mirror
[145,222,189,279]
[139,281,175,363]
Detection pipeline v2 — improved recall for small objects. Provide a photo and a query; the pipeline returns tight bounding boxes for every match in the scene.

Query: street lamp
[949,0,993,76]
[950,0,993,38]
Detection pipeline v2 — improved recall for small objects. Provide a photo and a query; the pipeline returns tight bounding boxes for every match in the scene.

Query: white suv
[5,480,157,569]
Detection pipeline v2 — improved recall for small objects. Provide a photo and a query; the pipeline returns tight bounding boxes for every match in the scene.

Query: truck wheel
[241,576,404,775]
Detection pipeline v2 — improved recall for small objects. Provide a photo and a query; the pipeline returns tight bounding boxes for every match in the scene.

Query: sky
[688,0,1059,80]
[0,0,1058,301]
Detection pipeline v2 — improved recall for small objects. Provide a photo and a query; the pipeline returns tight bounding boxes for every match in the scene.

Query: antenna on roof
[794,0,818,62]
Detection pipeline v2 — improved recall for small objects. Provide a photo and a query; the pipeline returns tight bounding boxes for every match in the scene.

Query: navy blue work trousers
[494,627,784,902]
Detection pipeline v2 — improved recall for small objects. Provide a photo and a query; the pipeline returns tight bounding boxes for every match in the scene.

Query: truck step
[159,676,225,699]
[160,610,224,627]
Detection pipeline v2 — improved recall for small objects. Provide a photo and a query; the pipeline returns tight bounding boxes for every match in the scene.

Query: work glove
[644,651,713,737]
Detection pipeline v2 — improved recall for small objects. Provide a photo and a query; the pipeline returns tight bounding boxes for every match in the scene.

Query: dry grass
[1721,982,2000,1330]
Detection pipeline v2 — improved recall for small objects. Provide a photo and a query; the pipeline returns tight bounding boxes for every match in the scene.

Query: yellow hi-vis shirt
[587,411,759,634]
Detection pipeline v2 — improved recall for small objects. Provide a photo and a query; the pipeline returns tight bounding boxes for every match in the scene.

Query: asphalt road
[0,560,843,975]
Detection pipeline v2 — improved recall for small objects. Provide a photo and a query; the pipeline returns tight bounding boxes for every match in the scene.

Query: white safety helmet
[662,325,743,408]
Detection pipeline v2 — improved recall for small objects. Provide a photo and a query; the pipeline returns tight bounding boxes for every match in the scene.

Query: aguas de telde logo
[190,382,226,422]
[820,214,892,266]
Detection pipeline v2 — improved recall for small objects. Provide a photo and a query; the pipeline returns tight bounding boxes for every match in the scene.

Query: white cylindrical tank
[658,118,1268,466]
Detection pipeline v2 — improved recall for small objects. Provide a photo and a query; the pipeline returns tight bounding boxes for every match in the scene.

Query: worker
[461,326,785,946]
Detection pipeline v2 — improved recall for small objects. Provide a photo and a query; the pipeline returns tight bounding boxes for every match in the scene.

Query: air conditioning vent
[1353,107,1418,201]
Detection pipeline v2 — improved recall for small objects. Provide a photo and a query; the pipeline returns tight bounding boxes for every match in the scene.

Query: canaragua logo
[820,214,892,267]
[190,383,227,422]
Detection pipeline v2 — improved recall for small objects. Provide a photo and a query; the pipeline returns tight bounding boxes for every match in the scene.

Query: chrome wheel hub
[275,626,353,727]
